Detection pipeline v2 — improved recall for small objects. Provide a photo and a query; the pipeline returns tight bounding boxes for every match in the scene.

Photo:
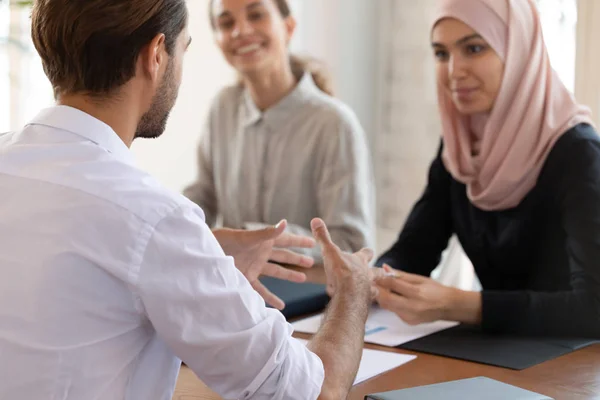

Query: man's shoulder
[87,161,201,227]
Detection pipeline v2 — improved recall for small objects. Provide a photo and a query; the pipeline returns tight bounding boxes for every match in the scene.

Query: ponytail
[290,54,334,96]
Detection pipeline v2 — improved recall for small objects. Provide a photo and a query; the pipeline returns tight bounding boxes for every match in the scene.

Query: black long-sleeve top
[377,123,600,337]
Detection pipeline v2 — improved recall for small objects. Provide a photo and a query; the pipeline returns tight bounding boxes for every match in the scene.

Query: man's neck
[58,94,140,148]
[243,63,297,111]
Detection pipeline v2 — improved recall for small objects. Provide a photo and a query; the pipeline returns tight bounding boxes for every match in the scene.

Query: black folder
[398,324,598,370]
[259,276,330,319]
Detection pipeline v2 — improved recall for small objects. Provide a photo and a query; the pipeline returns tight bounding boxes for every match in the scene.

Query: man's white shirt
[0,106,324,400]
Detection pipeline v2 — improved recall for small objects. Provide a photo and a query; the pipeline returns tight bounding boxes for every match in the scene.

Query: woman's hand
[374,264,482,325]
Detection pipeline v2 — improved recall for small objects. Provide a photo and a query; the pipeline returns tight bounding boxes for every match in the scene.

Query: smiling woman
[208,0,332,97]
[183,0,376,260]
[375,0,579,217]
[431,20,504,117]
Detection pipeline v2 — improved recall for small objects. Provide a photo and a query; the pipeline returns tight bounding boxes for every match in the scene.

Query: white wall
[375,0,440,231]
[290,0,381,147]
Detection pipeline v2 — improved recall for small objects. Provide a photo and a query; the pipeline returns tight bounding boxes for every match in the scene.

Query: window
[0,3,53,132]
[0,1,9,132]
[535,0,578,92]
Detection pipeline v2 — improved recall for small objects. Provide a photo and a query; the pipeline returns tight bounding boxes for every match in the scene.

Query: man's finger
[274,232,316,249]
[252,281,285,310]
[262,263,307,283]
[270,248,314,268]
[355,247,374,264]
[310,218,337,255]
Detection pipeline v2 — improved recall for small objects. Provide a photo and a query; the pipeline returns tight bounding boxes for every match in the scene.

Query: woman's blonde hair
[209,0,334,96]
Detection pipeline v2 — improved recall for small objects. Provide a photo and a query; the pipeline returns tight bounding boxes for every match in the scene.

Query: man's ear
[138,33,167,84]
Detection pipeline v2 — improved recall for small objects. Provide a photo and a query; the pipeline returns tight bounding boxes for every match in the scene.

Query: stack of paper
[292,306,458,347]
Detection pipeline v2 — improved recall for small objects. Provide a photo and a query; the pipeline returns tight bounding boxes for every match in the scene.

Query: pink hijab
[433,0,593,211]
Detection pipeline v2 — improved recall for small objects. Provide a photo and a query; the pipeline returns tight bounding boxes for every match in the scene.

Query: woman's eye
[434,50,449,61]
[466,44,485,54]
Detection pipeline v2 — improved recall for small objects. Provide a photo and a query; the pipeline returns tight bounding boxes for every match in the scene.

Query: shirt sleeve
[136,205,325,399]
[314,108,376,256]
[376,143,454,275]
[183,109,219,227]
[481,135,600,337]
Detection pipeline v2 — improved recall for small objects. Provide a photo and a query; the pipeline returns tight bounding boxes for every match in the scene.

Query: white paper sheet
[295,338,416,385]
[292,306,458,347]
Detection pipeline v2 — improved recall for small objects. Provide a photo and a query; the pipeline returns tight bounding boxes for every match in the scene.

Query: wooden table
[173,342,600,399]
[172,265,600,399]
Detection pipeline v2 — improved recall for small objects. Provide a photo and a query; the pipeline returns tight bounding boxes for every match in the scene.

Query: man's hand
[309,218,373,400]
[213,220,315,310]
[374,264,482,325]
[326,266,382,299]
[311,218,374,298]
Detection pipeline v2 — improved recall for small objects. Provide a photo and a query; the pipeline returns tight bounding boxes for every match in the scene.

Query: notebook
[259,276,329,319]
[365,377,553,400]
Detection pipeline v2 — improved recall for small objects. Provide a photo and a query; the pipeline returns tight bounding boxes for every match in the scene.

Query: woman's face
[211,0,296,75]
[431,18,504,115]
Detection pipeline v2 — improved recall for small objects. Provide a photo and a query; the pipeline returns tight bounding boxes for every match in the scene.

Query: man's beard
[135,61,178,140]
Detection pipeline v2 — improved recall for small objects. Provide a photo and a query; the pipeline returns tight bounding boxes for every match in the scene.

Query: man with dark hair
[0,1,374,399]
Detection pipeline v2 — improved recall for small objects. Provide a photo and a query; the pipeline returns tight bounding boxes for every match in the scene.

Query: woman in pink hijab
[374,0,600,337]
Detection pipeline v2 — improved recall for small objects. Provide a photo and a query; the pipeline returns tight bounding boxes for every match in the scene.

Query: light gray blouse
[184,73,376,257]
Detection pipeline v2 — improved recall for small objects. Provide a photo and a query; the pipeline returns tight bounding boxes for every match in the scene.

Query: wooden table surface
[173,342,600,400]
[172,265,600,399]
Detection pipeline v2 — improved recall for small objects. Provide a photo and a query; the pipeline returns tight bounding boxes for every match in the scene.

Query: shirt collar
[241,72,320,129]
[26,105,136,165]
